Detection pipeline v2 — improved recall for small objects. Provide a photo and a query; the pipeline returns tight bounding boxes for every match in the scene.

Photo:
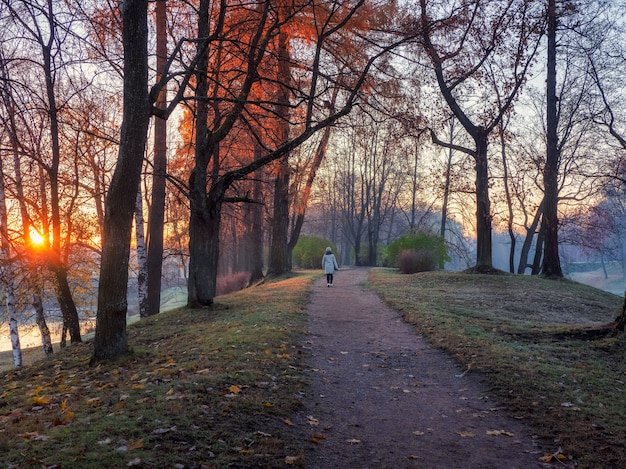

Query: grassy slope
[368,269,626,469]
[0,272,315,469]
[1,269,625,468]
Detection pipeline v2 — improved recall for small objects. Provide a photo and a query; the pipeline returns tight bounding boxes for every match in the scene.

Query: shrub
[398,249,437,274]
[387,231,449,269]
[292,235,337,269]
[216,272,249,295]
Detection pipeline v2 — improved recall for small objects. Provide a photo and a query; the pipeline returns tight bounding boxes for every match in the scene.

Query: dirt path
[298,268,548,469]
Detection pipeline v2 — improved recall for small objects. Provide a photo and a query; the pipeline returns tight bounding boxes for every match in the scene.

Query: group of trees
[1,0,626,365]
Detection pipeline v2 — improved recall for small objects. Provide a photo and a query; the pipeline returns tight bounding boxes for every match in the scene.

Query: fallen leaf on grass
[32,396,51,405]
[152,426,176,434]
[228,385,241,394]
[85,397,102,407]
[19,432,49,441]
[128,439,144,450]
[486,430,514,437]
[539,448,567,463]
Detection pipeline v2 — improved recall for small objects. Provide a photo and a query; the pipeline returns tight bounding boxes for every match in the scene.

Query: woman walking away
[322,247,339,287]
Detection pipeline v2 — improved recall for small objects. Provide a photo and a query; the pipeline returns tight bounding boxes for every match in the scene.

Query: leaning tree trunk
[517,199,543,274]
[92,0,151,362]
[34,294,53,356]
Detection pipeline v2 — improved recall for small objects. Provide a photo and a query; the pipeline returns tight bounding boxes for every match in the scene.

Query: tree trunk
[93,0,151,362]
[146,0,168,317]
[51,266,82,344]
[267,158,290,276]
[34,294,53,356]
[267,26,292,277]
[474,131,493,270]
[541,0,563,278]
[517,199,543,274]
[187,182,221,307]
[440,123,454,237]
[500,125,516,273]
[135,190,148,317]
[0,155,22,367]
[248,175,265,284]
[287,106,335,260]
[186,0,219,307]
[531,222,545,275]
[41,3,82,344]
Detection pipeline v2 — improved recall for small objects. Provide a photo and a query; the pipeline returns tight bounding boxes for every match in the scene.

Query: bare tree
[417,0,543,271]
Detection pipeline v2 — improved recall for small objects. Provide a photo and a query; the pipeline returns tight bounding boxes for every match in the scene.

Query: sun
[29,228,45,246]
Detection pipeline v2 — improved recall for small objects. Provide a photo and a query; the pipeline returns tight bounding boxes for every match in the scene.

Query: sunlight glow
[29,228,45,246]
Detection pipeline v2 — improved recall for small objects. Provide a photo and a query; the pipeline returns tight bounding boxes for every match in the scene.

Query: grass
[0,272,315,469]
[367,268,626,469]
[2,268,626,468]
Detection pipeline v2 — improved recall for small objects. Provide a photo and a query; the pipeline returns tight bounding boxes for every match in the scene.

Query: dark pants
[326,273,334,284]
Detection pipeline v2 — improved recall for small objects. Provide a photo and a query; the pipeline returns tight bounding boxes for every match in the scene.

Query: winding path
[298,267,548,469]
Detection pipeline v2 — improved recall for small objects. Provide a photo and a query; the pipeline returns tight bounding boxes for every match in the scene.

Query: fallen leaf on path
[283,419,294,426]
[307,415,319,426]
[346,439,361,444]
[457,431,475,437]
[285,455,300,465]
[412,431,425,436]
[486,430,514,437]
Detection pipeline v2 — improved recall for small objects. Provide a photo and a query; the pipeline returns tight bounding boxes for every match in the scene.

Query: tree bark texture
[474,132,493,270]
[93,0,150,362]
[146,0,168,317]
[135,190,148,317]
[541,0,563,278]
[0,155,22,367]
[267,27,292,277]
